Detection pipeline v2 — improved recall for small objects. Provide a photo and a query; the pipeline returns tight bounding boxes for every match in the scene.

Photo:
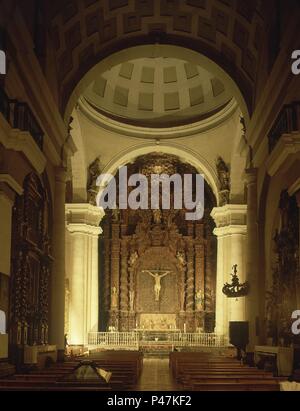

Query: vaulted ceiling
[48,0,269,115]
[83,55,232,127]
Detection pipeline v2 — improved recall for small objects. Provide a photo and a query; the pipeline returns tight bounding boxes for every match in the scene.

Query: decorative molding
[0,174,23,195]
[211,204,247,229]
[0,117,46,174]
[67,224,102,236]
[213,225,247,238]
[78,95,238,139]
[65,203,105,229]
[266,132,300,177]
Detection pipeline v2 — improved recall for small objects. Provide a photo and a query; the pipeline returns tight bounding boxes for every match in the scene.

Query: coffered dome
[83,56,233,128]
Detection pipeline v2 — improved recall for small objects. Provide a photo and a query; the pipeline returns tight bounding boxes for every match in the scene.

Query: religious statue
[195,289,204,311]
[129,290,135,311]
[153,209,162,225]
[129,251,138,267]
[87,157,102,205]
[111,286,118,309]
[142,270,171,302]
[216,156,230,205]
[176,251,186,268]
[216,157,230,191]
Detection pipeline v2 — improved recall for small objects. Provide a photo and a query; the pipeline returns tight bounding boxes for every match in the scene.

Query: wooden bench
[169,352,282,391]
[0,351,143,391]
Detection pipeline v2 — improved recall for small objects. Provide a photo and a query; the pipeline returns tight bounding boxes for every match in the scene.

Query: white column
[65,204,104,346]
[211,205,247,338]
[229,228,247,323]
[214,232,227,335]
[49,168,67,359]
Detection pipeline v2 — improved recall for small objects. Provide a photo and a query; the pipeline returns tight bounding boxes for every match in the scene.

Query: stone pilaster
[211,205,247,338]
[186,240,195,331]
[65,203,104,345]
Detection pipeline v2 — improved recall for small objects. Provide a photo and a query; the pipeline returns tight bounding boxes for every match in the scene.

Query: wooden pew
[169,352,281,391]
[0,351,143,391]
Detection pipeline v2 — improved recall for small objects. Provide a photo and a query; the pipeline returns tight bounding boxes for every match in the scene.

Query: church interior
[0,0,300,392]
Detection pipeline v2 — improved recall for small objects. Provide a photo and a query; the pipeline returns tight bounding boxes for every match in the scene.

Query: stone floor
[136,357,182,391]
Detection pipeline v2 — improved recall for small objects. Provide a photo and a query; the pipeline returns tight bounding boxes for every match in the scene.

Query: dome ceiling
[83,57,233,128]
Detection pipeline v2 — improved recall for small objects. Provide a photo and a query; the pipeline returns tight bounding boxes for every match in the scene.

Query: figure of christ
[142,270,171,302]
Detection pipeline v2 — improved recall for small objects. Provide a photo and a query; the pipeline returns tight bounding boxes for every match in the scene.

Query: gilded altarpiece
[266,190,300,345]
[100,154,217,333]
[9,173,52,361]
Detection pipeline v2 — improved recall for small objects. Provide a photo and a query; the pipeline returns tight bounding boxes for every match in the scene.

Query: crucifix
[142,270,171,302]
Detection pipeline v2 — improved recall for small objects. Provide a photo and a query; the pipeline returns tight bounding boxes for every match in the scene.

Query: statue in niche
[216,156,230,206]
[195,289,204,311]
[129,290,135,311]
[216,157,230,191]
[142,270,171,302]
[129,251,138,267]
[111,286,118,309]
[176,251,186,268]
[87,157,102,205]
[153,209,162,225]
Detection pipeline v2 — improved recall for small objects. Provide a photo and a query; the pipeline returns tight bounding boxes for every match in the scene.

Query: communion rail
[87,332,227,350]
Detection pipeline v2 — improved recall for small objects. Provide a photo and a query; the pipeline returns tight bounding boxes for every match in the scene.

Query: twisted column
[186,241,195,313]
[109,224,120,329]
[120,239,129,328]
[103,223,111,314]
[205,235,214,313]
[194,243,205,308]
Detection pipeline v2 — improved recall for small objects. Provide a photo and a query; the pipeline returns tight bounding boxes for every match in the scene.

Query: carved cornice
[0,117,46,174]
[65,203,105,234]
[67,224,102,236]
[213,225,247,238]
[266,133,300,177]
[211,204,247,229]
[0,174,23,195]
[78,94,238,140]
